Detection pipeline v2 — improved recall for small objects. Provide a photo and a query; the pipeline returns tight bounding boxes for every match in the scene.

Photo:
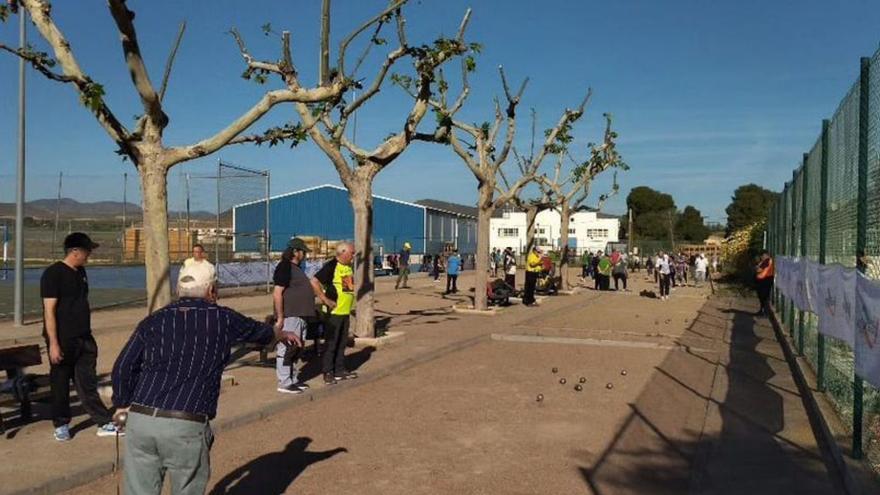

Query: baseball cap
[177,261,215,293]
[64,232,99,251]
[403,242,411,250]
[287,237,311,252]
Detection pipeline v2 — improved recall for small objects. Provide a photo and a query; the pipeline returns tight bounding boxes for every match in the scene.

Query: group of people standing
[646,251,712,301]
[40,233,360,494]
[581,249,630,291]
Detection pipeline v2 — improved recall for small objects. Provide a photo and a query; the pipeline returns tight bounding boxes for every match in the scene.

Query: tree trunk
[350,180,376,338]
[140,164,172,313]
[558,203,572,289]
[525,206,539,253]
[473,185,494,310]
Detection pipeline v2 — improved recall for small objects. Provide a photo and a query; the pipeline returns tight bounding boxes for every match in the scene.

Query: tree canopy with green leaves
[626,186,676,240]
[725,184,778,234]
[676,205,710,242]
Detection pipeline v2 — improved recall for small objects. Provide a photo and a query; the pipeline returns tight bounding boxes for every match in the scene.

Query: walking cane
[113,410,128,495]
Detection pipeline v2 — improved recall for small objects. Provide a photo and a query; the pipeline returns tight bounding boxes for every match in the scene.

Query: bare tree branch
[107,0,166,128]
[158,20,186,102]
[337,0,408,80]
[18,0,132,151]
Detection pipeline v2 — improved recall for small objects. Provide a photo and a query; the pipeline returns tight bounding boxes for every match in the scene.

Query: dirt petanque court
[1,271,845,494]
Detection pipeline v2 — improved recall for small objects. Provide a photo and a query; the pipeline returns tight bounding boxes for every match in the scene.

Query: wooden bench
[0,344,47,434]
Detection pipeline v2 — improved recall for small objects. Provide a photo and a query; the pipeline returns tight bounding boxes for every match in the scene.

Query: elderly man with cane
[111,261,295,495]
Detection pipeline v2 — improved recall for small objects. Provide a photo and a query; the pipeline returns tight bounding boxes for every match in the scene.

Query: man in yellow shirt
[523,246,543,306]
[311,242,357,385]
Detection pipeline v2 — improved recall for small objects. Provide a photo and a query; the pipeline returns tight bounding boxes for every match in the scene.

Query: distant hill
[0,198,214,221]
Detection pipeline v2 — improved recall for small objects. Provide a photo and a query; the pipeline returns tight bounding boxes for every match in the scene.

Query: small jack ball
[579,377,586,383]
[606,382,614,389]
[536,394,544,402]
[559,378,567,385]
[620,370,628,376]
[552,367,559,374]
[574,384,583,392]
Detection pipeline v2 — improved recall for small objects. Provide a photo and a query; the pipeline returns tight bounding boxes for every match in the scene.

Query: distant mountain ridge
[0,198,214,221]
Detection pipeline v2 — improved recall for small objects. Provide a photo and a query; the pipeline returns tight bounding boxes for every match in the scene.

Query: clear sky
[2,0,880,222]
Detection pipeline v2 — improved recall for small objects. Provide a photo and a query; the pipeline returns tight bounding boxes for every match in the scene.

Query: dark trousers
[48,334,111,427]
[322,314,349,376]
[433,267,440,280]
[523,271,538,304]
[613,273,627,291]
[659,274,671,297]
[598,274,610,291]
[505,273,516,289]
[756,279,773,314]
[446,274,459,293]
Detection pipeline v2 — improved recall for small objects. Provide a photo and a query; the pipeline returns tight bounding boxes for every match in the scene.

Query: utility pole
[14,9,27,326]
[627,208,634,254]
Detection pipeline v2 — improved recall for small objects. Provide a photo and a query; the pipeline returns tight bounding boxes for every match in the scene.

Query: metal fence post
[852,56,870,460]
[788,175,797,338]
[798,156,808,356]
[817,119,829,392]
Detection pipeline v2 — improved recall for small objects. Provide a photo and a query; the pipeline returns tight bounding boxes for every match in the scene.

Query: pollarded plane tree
[276,5,478,337]
[535,113,626,289]
[0,0,401,311]
[412,61,591,311]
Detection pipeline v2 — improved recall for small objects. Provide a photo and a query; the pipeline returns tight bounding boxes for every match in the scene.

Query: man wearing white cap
[395,241,412,290]
[112,261,294,494]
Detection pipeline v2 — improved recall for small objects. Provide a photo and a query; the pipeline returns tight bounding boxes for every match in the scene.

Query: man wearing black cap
[41,232,119,441]
[271,237,315,394]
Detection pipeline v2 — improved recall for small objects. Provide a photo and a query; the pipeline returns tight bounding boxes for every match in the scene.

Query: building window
[568,228,576,234]
[586,228,609,239]
[498,228,519,238]
[536,227,546,234]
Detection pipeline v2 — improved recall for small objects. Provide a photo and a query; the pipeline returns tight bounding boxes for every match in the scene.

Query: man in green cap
[272,237,315,394]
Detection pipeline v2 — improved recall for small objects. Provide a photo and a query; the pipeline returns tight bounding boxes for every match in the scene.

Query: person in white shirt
[182,244,216,289]
[694,253,708,287]
[657,252,671,301]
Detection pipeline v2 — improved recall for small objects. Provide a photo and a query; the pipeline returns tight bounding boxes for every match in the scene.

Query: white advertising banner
[804,259,820,313]
[814,264,857,347]
[855,274,880,389]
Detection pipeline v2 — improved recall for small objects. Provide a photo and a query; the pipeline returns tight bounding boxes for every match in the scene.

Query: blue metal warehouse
[233,184,477,256]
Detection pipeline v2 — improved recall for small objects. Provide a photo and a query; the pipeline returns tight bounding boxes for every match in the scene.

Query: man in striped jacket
[111,261,293,495]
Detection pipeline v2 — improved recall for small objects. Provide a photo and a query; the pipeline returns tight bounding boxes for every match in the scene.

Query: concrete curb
[768,306,875,495]
[4,333,489,495]
[452,305,499,316]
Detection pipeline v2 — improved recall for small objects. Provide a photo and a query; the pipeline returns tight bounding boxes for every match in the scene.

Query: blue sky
[2,0,879,222]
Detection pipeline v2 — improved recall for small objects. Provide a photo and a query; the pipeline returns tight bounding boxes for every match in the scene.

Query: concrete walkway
[0,272,856,494]
[585,295,845,495]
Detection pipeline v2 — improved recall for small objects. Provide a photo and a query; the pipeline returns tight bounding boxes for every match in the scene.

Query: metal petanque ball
[552,367,559,374]
[559,378,567,385]
[536,394,544,402]
[606,382,614,390]
[579,377,586,384]
[621,370,628,376]
[574,384,583,392]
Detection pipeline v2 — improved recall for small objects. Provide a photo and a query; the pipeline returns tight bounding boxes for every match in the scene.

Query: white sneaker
[277,385,304,394]
[97,423,124,437]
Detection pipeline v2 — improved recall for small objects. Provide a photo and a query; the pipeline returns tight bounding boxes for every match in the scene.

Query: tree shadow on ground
[579,296,843,495]
[208,436,347,495]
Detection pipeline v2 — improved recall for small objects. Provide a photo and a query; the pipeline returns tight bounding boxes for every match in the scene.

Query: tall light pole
[14,9,27,326]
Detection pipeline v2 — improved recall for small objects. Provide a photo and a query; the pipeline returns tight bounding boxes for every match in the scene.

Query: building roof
[490,204,621,220]
[415,199,478,219]
[236,185,478,220]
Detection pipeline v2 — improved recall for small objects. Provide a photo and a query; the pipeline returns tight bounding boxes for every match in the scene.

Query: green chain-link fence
[768,51,880,466]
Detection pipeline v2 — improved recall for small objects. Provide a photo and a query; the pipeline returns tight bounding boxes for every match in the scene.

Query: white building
[490,207,620,255]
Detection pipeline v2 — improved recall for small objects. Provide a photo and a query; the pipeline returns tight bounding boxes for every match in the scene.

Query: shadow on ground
[579,296,842,495]
[208,436,347,495]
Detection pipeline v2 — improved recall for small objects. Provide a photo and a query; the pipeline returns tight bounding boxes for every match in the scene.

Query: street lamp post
[14,9,27,326]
